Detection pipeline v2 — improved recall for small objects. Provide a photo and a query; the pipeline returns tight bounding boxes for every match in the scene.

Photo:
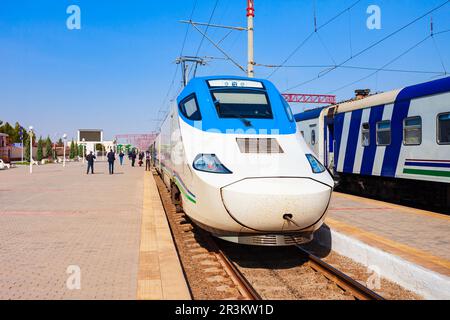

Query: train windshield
[211,90,273,119]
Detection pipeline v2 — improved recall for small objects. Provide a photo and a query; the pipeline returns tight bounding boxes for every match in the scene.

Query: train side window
[403,116,422,145]
[437,112,450,144]
[179,95,201,121]
[361,123,370,147]
[376,120,391,146]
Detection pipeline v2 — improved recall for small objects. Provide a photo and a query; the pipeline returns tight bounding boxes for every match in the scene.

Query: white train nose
[221,178,332,232]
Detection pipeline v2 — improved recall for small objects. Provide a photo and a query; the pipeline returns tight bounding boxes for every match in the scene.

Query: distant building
[0,133,11,162]
[77,129,116,155]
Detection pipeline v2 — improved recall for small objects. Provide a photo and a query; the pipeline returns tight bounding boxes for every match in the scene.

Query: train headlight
[306,154,326,174]
[193,154,232,174]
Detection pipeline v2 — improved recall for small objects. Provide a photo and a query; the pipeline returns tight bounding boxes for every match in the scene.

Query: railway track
[295,246,384,300]
[154,172,383,300]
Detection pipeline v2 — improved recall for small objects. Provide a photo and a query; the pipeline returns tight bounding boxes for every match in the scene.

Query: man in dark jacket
[86,151,96,174]
[107,149,116,175]
[131,150,137,167]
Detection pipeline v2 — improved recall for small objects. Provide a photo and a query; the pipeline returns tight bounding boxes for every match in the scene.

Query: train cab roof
[176,76,297,135]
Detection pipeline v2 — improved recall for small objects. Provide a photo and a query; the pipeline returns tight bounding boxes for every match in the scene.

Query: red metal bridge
[282,93,336,105]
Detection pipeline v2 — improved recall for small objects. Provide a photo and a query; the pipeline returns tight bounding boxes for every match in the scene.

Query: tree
[45,136,52,159]
[37,137,44,162]
[24,132,35,162]
[74,142,79,158]
[78,144,84,158]
[69,140,75,159]
[57,138,63,147]
[0,122,14,137]
[12,122,22,143]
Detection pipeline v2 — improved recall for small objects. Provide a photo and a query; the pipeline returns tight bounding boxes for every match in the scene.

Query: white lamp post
[28,126,33,173]
[63,133,67,167]
[82,138,86,164]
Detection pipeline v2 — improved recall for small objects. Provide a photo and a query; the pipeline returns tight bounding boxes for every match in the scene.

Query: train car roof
[335,76,450,114]
[293,76,450,119]
[294,107,326,122]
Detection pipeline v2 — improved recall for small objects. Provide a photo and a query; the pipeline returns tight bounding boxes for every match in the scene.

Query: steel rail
[203,233,262,300]
[215,247,263,300]
[296,245,385,300]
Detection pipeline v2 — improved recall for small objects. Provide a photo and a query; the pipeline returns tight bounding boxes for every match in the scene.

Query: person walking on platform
[86,151,96,174]
[119,151,125,166]
[107,149,116,175]
[131,150,137,167]
[145,151,151,171]
[138,151,144,167]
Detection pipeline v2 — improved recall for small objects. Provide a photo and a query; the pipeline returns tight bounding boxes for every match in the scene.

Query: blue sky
[0,0,449,140]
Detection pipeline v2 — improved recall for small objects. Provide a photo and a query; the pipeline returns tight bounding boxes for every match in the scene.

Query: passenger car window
[361,123,370,147]
[437,112,450,144]
[403,117,422,145]
[376,120,391,146]
[180,95,201,121]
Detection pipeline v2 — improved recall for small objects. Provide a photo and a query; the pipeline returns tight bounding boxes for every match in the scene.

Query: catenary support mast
[247,0,255,78]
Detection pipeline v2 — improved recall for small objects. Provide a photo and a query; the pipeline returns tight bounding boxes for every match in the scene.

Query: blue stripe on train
[333,113,345,171]
[405,162,450,168]
[343,109,363,173]
[381,76,450,177]
[360,105,384,176]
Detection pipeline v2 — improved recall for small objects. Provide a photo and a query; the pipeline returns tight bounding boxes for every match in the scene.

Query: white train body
[155,76,334,246]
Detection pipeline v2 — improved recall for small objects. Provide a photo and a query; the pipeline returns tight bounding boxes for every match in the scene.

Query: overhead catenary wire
[156,0,198,130]
[284,0,450,92]
[256,63,445,75]
[327,28,450,94]
[194,0,220,58]
[431,18,448,75]
[267,0,362,79]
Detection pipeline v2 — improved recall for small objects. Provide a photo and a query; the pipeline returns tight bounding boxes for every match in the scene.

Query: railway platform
[316,192,450,299]
[0,162,190,300]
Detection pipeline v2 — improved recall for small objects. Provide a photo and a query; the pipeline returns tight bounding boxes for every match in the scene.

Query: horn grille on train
[236,138,284,154]
[240,233,313,246]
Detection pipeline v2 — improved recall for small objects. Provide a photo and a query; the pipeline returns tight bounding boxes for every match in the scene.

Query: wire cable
[267,0,362,79]
[285,0,450,92]
[194,0,220,57]
[327,35,435,94]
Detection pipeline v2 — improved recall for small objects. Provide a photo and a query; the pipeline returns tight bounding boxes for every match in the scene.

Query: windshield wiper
[238,117,252,127]
[214,99,253,127]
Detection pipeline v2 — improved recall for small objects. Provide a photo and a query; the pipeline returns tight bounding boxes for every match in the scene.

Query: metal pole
[63,134,67,167]
[247,0,255,78]
[82,138,86,164]
[29,126,33,173]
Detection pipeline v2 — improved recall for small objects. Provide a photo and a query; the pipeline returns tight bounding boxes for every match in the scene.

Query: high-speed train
[154,76,334,246]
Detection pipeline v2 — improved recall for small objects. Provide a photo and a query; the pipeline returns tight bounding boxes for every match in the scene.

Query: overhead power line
[156,0,198,130]
[194,0,220,57]
[327,28,450,94]
[284,0,450,92]
[256,63,444,75]
[267,0,362,79]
